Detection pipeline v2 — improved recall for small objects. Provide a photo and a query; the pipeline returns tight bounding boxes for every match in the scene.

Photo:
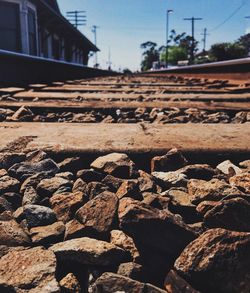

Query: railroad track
[0,69,249,292]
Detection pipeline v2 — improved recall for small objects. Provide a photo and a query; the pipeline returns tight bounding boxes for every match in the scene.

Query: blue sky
[58,0,250,71]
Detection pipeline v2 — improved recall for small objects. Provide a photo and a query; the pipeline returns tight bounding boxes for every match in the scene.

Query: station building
[0,0,98,65]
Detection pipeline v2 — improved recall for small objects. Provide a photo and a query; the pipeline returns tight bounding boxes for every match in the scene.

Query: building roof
[43,0,60,13]
[35,0,99,52]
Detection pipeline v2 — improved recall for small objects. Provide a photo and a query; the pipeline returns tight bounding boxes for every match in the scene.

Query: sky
[57,0,250,71]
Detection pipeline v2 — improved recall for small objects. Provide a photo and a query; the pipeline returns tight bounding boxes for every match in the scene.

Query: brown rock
[142,192,170,210]
[117,262,144,281]
[92,272,167,293]
[75,191,119,237]
[64,219,86,240]
[50,192,85,223]
[0,220,30,246]
[37,177,73,197]
[165,270,200,293]
[204,198,250,231]
[55,172,74,180]
[110,230,140,262]
[58,156,81,173]
[229,173,250,193]
[196,201,219,216]
[174,228,250,293]
[77,169,104,182]
[116,180,142,200]
[151,148,188,172]
[30,221,65,245]
[86,181,109,200]
[50,237,127,266]
[91,153,135,178]
[0,169,7,178]
[0,175,20,195]
[138,170,157,192]
[22,186,40,206]
[59,273,81,293]
[102,175,125,191]
[0,247,60,292]
[119,198,196,286]
[177,164,216,180]
[20,172,52,193]
[165,188,198,223]
[25,150,48,163]
[187,178,243,205]
[72,178,87,193]
[239,160,250,170]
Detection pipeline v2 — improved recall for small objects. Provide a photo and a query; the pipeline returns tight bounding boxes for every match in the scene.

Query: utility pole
[201,28,209,52]
[107,47,112,70]
[166,9,173,68]
[92,25,99,67]
[183,17,203,64]
[66,11,86,29]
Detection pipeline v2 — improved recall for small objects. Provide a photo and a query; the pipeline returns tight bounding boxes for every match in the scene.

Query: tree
[209,42,248,61]
[162,30,199,64]
[140,41,159,71]
[237,33,250,55]
[160,46,187,65]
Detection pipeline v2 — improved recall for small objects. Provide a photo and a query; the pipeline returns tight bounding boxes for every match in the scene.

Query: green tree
[160,46,187,65]
[163,30,199,64]
[140,41,159,71]
[237,33,250,54]
[209,42,248,61]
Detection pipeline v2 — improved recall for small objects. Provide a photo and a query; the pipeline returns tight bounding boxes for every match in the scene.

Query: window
[52,35,60,59]
[0,1,21,52]
[28,8,37,55]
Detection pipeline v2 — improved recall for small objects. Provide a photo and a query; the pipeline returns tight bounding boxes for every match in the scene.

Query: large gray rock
[0,152,25,170]
[37,177,72,197]
[152,171,188,188]
[50,237,127,266]
[24,204,57,228]
[9,158,59,180]
[174,228,250,293]
[0,247,60,292]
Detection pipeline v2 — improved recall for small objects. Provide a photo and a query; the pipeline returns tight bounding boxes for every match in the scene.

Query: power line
[184,17,203,64]
[209,2,246,32]
[66,11,87,29]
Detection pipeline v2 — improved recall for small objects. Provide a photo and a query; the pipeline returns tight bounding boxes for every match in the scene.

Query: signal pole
[183,17,203,64]
[66,11,86,29]
[166,9,173,68]
[201,28,209,52]
[92,25,100,67]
